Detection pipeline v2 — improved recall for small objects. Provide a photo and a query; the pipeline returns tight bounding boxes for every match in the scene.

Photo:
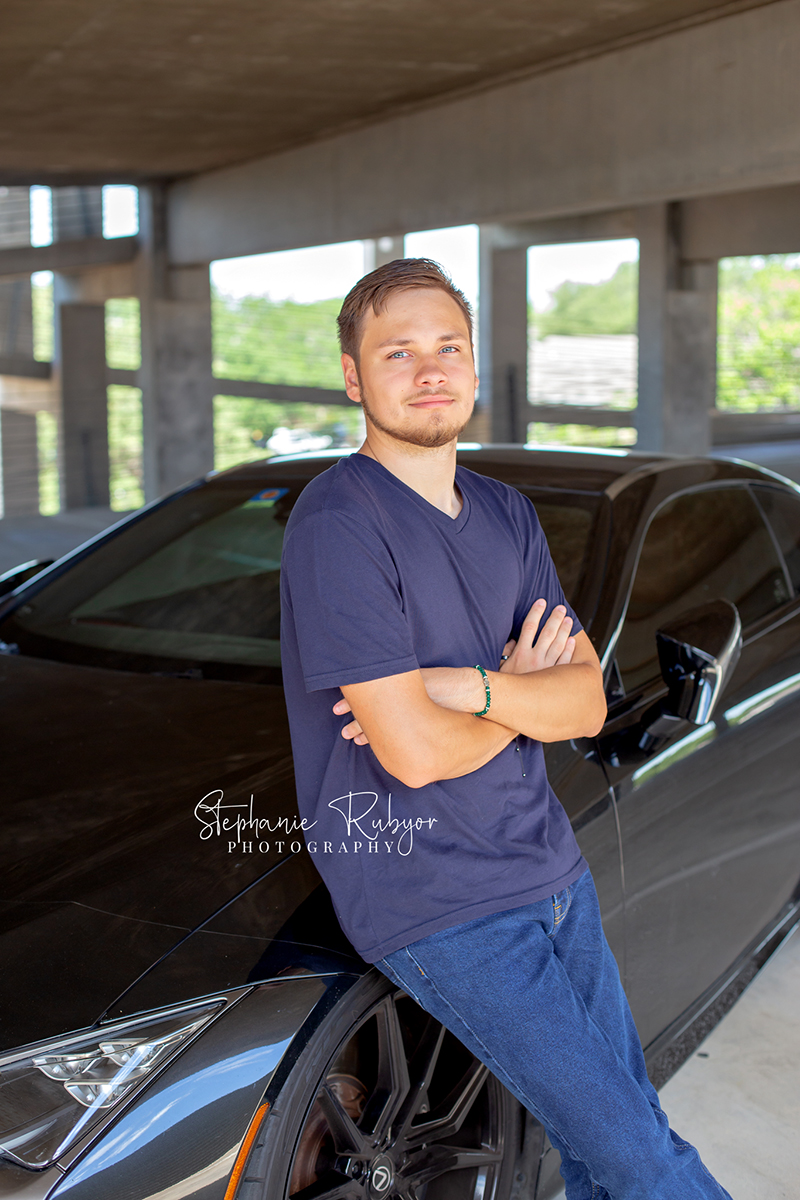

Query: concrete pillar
[49,188,110,510]
[636,203,717,456]
[478,230,528,443]
[0,186,32,246]
[0,188,34,361]
[138,185,214,501]
[58,303,110,509]
[0,189,39,518]
[52,187,104,241]
[0,409,40,517]
[363,236,405,272]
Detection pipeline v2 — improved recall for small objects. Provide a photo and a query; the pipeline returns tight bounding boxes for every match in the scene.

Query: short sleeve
[513,496,584,638]
[281,510,420,691]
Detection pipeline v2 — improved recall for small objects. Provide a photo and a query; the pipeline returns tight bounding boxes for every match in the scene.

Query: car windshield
[1,469,599,681]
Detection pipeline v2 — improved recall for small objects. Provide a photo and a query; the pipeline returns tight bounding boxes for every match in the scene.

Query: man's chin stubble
[360,394,473,450]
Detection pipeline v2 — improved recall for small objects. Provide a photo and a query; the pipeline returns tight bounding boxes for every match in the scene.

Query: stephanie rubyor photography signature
[194,789,437,856]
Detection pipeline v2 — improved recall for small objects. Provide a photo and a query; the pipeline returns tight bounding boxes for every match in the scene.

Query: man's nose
[414,353,448,387]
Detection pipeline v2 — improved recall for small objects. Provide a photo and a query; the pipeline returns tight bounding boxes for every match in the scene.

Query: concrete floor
[657,926,800,1199]
[547,928,800,1200]
[711,439,800,485]
[0,505,131,575]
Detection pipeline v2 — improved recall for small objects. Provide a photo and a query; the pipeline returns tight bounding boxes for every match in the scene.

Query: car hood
[0,652,314,1051]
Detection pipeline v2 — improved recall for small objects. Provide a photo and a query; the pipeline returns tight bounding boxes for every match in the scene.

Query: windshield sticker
[244,487,289,507]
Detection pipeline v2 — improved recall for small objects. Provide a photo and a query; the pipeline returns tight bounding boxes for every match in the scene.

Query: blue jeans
[377,869,732,1200]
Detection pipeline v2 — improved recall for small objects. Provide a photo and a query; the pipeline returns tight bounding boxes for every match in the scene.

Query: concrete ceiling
[0,0,774,184]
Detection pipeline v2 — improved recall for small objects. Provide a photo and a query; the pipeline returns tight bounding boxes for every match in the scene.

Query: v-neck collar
[346,453,472,534]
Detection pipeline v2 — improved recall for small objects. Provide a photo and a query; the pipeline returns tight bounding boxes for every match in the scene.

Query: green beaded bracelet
[473,664,491,717]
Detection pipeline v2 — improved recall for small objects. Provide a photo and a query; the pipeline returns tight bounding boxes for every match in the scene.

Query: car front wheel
[236,972,521,1199]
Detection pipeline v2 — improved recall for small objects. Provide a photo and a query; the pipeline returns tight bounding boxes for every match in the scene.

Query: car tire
[236,971,522,1199]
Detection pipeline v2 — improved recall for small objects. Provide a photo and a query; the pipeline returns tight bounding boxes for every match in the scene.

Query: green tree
[31,287,373,510]
[32,277,54,362]
[717,256,800,411]
[212,293,343,388]
[211,291,363,469]
[106,298,141,369]
[534,261,638,337]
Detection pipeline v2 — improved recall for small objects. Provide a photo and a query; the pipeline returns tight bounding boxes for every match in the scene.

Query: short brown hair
[337,257,474,362]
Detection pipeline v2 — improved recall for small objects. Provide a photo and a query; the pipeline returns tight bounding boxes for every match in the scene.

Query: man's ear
[341,354,362,404]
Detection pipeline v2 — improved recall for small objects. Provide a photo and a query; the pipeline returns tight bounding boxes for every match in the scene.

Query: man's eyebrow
[376,332,468,349]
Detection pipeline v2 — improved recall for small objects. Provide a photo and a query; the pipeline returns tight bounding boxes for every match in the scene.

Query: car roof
[208,444,790,497]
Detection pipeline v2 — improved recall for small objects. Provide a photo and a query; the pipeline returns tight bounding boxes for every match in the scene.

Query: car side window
[752,485,800,595]
[616,487,790,693]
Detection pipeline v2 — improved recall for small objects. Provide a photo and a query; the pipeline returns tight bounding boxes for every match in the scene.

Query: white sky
[30,186,52,247]
[212,227,638,311]
[102,185,139,238]
[528,239,639,309]
[210,226,482,306]
[211,240,365,302]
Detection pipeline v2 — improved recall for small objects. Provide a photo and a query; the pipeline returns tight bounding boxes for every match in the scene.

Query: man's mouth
[409,395,456,409]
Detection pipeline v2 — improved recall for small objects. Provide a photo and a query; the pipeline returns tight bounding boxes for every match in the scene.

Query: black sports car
[1,446,799,1200]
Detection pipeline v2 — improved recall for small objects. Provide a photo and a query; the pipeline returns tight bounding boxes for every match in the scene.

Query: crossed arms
[333,599,607,790]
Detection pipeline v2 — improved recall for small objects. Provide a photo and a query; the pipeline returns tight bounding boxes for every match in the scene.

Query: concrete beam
[682,183,800,260]
[490,210,638,250]
[213,378,350,406]
[0,236,138,279]
[0,362,355,410]
[0,356,51,380]
[711,411,800,445]
[64,262,139,303]
[58,303,110,509]
[169,0,800,264]
[527,405,634,428]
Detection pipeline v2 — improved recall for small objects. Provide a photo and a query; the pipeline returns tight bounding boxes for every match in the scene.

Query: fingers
[341,717,369,745]
[523,601,567,646]
[543,610,573,665]
[514,601,575,670]
[335,694,368,744]
[555,635,577,666]
[519,598,546,646]
[499,639,516,670]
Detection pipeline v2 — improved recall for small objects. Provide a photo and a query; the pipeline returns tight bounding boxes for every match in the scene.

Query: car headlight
[0,999,223,1169]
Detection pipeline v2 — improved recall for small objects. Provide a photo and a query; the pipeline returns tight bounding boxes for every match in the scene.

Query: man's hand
[499,599,576,675]
[404,597,605,743]
[333,697,370,744]
[332,670,517,789]
[332,599,580,740]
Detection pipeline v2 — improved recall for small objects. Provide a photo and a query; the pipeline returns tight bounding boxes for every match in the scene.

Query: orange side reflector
[224,1101,270,1200]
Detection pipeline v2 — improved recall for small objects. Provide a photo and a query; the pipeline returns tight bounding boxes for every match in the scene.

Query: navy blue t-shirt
[280,453,587,962]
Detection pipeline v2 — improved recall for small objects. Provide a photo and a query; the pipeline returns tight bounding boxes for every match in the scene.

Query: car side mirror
[656,599,742,726]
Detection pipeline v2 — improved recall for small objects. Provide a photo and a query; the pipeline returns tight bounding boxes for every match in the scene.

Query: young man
[280,258,731,1200]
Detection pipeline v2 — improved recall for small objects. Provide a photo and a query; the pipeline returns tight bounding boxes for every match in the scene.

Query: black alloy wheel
[237,973,521,1200]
